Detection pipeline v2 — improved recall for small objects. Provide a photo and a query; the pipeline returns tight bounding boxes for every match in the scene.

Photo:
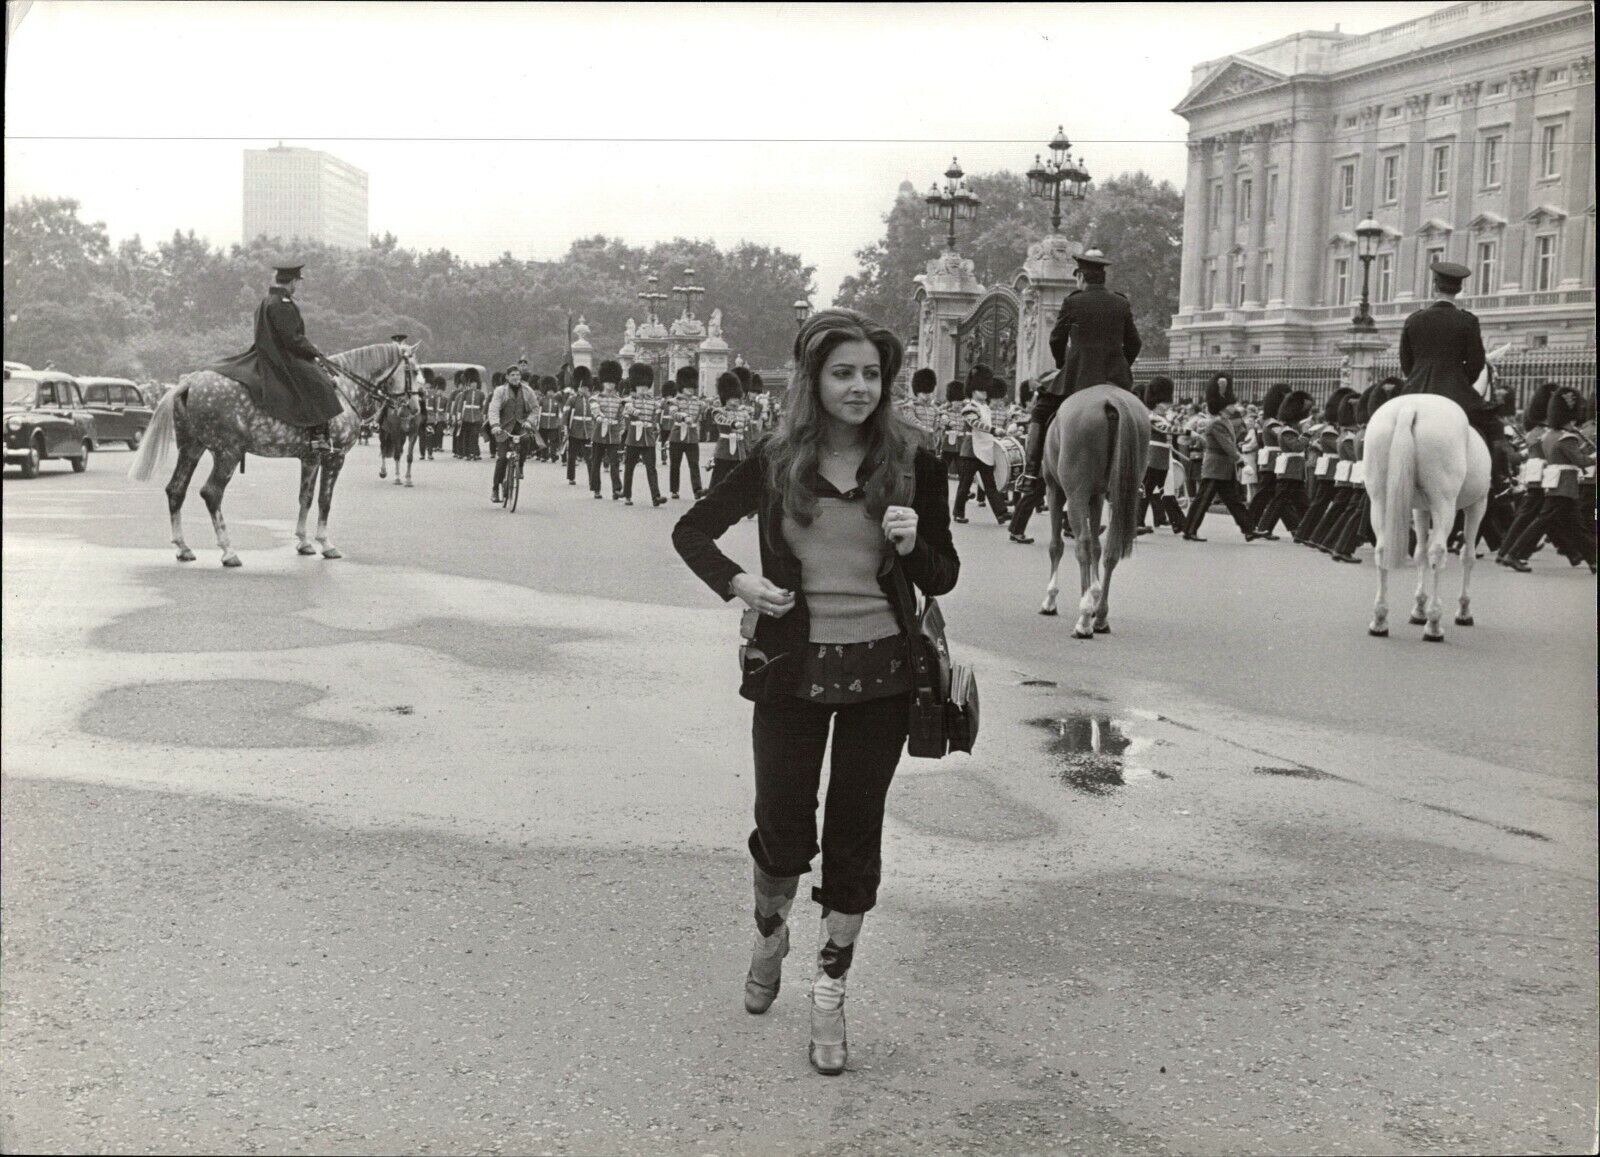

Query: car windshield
[4,381,38,406]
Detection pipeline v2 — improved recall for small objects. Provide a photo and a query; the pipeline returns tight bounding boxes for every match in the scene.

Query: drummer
[951,383,1010,525]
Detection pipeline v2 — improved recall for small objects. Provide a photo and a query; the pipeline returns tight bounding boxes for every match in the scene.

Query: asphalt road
[3,443,1596,1155]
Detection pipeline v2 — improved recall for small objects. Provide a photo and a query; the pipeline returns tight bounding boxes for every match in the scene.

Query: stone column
[1017,233,1077,380]
[1246,125,1272,307]
[1178,138,1210,315]
[697,332,729,398]
[1220,130,1241,247]
[912,251,985,387]
[1286,114,1331,310]
[1450,83,1481,269]
[1357,103,1383,216]
[1501,66,1543,291]
[903,337,920,374]
[569,316,594,372]
[1559,56,1595,287]
[1396,92,1435,301]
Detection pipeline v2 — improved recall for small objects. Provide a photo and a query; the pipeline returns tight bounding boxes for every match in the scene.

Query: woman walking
[672,308,959,1076]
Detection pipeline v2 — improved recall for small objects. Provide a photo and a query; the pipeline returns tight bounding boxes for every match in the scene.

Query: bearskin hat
[1143,375,1175,408]
[1321,387,1354,424]
[1546,388,1584,430]
[910,367,937,395]
[596,359,623,386]
[1204,374,1234,416]
[716,371,744,404]
[626,363,654,393]
[1279,390,1315,427]
[944,380,964,404]
[675,365,698,391]
[732,366,753,392]
[1523,382,1558,428]
[1259,383,1290,422]
[1338,396,1362,427]
[571,365,591,389]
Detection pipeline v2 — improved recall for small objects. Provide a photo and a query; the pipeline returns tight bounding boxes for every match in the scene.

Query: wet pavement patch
[1027,713,1158,795]
[1017,678,1058,688]
[889,770,1056,842]
[80,679,373,749]
[1251,765,1335,781]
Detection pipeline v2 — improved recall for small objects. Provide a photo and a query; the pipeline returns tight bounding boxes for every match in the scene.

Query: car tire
[19,438,42,479]
[129,427,143,450]
[72,440,91,472]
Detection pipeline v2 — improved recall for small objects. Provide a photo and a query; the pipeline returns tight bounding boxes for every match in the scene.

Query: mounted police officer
[1008,248,1142,542]
[1398,260,1502,485]
[209,261,342,454]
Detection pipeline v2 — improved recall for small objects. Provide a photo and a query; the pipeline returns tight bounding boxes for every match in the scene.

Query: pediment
[1524,203,1567,225]
[1175,58,1289,115]
[1468,211,1507,231]
[1416,217,1454,237]
[1327,232,1357,248]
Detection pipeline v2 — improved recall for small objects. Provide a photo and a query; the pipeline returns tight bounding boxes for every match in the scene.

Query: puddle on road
[1252,765,1335,781]
[1027,713,1163,795]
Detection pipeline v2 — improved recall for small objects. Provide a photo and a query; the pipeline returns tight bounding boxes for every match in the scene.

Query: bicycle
[497,428,537,512]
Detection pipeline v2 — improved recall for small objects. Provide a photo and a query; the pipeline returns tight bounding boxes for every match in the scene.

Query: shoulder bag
[891,564,978,758]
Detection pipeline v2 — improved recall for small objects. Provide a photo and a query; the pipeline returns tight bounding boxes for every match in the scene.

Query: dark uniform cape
[1397,300,1487,414]
[208,287,342,427]
[1043,285,1142,396]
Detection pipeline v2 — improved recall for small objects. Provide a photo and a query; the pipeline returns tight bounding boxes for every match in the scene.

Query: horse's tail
[1104,394,1144,560]
[1381,402,1418,572]
[128,380,187,482]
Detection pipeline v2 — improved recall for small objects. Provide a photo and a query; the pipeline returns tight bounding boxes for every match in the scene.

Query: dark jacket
[1044,285,1141,395]
[209,287,342,426]
[1397,300,1487,414]
[672,442,959,703]
[1200,414,1241,481]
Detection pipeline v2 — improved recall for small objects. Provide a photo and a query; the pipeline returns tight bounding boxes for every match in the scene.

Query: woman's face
[816,339,882,428]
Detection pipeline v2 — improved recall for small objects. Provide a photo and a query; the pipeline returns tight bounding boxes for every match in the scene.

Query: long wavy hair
[765,307,914,527]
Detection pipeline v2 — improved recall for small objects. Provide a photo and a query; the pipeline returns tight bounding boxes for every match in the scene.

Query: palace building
[1168,0,1594,357]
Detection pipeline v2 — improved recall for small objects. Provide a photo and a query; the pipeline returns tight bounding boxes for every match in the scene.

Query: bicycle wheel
[506,459,521,512]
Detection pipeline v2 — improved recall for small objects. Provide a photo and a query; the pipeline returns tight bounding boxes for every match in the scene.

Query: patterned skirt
[796,635,914,705]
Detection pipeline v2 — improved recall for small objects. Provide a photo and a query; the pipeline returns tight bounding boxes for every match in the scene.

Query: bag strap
[889,562,940,701]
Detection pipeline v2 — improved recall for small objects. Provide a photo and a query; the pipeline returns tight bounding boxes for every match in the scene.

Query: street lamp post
[924,157,981,251]
[793,299,811,328]
[672,268,705,319]
[1026,125,1092,232]
[1352,215,1384,332]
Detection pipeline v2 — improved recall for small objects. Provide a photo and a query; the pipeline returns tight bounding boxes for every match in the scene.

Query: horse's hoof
[297,543,318,556]
[404,479,414,488]
[1039,607,1058,617]
[378,471,386,479]
[1072,629,1094,640]
[1368,627,1388,637]
[1408,614,1427,625]
[393,477,402,486]
[176,548,196,563]
[1093,623,1111,634]
[1454,616,1474,627]
[1422,631,1444,643]
[221,554,242,568]
[321,547,343,560]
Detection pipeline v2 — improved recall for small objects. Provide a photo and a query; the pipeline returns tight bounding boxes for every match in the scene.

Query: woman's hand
[730,573,795,618]
[882,505,918,556]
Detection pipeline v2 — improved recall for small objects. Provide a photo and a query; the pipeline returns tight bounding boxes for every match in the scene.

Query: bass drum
[992,434,1024,493]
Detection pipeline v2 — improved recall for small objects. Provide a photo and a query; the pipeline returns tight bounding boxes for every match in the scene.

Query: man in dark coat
[209,262,342,452]
[1008,248,1142,542]
[1398,260,1503,485]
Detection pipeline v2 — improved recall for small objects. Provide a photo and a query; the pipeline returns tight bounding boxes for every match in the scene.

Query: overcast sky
[6,1,1457,305]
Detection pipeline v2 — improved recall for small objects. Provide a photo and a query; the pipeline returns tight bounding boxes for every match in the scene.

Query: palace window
[1333,257,1350,306]
[1475,240,1498,291]
[1540,123,1564,178]
[1423,245,1445,295]
[1386,106,1401,120]
[1236,264,1247,307]
[1547,67,1568,84]
[1262,251,1275,299]
[1266,171,1278,220]
[1430,145,1451,196]
[1487,81,1505,97]
[1206,260,1218,308]
[1481,135,1502,187]
[1338,163,1356,211]
[1382,153,1400,204]
[1239,177,1253,223]
[1534,234,1557,291]
[1436,93,1453,108]
[1211,182,1223,228]
[1376,253,1394,302]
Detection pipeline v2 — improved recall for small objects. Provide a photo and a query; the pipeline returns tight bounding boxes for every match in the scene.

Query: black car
[4,370,96,477]
[78,376,154,448]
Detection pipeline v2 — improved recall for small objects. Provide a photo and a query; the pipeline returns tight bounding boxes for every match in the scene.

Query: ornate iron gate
[955,292,1019,394]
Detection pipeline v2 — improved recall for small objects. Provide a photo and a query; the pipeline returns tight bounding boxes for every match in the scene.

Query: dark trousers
[750,691,911,915]
[1308,487,1358,548]
[589,442,622,496]
[565,437,589,482]
[623,445,662,501]
[1497,489,1545,559]
[1258,479,1307,535]
[669,441,704,497]
[954,456,1009,520]
[1185,478,1254,537]
[1296,477,1337,542]
[492,438,527,490]
[1330,493,1374,558]
[459,421,481,458]
[1138,465,1185,531]
[1505,495,1594,565]
[1246,473,1278,528]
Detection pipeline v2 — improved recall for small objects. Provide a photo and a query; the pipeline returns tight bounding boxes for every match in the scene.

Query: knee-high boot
[745,866,799,1014]
[809,909,863,1075]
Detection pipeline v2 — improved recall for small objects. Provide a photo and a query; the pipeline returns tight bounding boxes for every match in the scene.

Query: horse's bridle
[326,353,413,416]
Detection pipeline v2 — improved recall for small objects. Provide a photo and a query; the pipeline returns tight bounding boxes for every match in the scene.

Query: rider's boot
[1017,419,1048,503]
[308,424,332,455]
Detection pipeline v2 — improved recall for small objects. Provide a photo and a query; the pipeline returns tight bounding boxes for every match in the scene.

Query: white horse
[1363,394,1490,641]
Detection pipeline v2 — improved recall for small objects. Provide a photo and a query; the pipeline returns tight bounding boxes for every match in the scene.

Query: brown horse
[1039,384,1151,637]
[129,341,418,566]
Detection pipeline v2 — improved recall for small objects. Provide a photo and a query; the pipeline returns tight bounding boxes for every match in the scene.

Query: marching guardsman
[1010,248,1142,540]
[562,366,595,486]
[1500,386,1597,571]
[424,373,449,459]
[534,376,562,462]
[939,380,964,478]
[1254,390,1314,537]
[1325,381,1399,563]
[457,368,486,460]
[1496,383,1558,567]
[1305,394,1364,550]
[708,371,751,490]
[1295,387,1354,545]
[896,367,943,454]
[589,359,627,500]
[1137,375,1186,535]
[665,365,707,499]
[1244,384,1291,534]
[621,363,668,506]
[1398,260,1505,487]
[207,260,343,454]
